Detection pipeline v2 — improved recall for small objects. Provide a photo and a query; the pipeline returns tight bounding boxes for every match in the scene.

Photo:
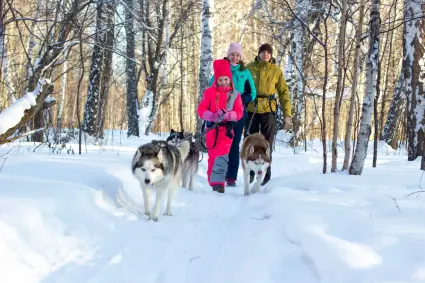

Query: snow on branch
[0,79,54,144]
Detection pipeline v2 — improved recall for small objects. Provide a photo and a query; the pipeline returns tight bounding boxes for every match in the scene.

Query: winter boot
[226,178,236,187]
[212,185,225,193]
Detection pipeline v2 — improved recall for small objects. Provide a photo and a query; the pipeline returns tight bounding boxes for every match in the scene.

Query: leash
[245,104,258,136]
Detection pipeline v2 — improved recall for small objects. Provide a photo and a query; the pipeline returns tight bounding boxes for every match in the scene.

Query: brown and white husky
[240,133,271,196]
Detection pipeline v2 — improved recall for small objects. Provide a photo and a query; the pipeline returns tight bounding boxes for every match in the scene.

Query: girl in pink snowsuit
[197,59,244,193]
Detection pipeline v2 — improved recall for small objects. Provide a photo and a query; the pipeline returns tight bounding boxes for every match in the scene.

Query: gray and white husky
[131,139,190,221]
[166,129,199,191]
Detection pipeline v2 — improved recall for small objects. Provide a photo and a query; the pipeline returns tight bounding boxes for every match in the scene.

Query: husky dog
[131,139,190,221]
[166,129,199,191]
[240,133,271,196]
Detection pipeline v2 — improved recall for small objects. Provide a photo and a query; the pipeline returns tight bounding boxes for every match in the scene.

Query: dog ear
[249,146,254,155]
[171,129,175,134]
[157,148,164,162]
[132,148,142,169]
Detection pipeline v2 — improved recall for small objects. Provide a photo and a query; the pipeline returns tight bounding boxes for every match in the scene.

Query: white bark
[56,59,67,129]
[342,0,365,171]
[404,0,425,161]
[349,0,380,175]
[196,0,214,132]
[292,0,311,142]
[331,0,347,172]
[25,0,42,80]
[284,38,296,102]
[0,38,15,103]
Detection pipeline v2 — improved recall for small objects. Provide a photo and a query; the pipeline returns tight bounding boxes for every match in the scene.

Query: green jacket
[209,63,256,106]
[246,56,291,117]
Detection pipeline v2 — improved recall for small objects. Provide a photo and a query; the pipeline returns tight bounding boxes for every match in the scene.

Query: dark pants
[225,113,246,181]
[244,111,276,183]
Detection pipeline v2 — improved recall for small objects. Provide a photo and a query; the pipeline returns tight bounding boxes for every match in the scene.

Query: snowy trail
[2,141,425,282]
[1,152,317,283]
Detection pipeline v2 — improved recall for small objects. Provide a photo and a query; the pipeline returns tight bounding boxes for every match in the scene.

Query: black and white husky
[166,129,199,191]
[131,139,190,221]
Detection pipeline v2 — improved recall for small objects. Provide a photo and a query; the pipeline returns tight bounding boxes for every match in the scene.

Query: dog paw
[163,211,172,216]
[144,210,151,217]
[244,190,251,196]
[148,215,159,222]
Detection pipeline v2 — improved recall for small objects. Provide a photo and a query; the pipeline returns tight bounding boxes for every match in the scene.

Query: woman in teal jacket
[209,42,256,187]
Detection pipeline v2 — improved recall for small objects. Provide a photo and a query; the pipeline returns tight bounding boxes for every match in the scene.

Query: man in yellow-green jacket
[245,43,292,185]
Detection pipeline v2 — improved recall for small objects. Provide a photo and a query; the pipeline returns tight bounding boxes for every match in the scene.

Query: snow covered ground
[1,132,425,283]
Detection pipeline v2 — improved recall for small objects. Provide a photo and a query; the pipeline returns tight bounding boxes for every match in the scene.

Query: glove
[218,109,238,122]
[201,111,216,122]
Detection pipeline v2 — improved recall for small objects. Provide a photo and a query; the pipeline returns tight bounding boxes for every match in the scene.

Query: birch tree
[0,0,91,144]
[292,0,310,144]
[196,0,213,133]
[403,0,425,161]
[349,0,381,175]
[331,0,347,172]
[383,66,405,148]
[125,0,139,137]
[82,0,115,137]
[342,0,365,171]
[140,0,195,135]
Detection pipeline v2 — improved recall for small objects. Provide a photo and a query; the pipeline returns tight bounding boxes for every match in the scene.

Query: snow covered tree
[349,0,381,175]
[0,0,91,144]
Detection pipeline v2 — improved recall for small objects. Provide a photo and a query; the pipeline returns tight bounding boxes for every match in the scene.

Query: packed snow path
[1,142,425,283]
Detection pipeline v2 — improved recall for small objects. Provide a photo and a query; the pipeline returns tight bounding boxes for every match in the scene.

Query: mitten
[201,111,215,122]
[219,109,238,122]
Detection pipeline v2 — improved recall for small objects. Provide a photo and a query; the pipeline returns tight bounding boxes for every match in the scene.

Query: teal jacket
[209,63,256,106]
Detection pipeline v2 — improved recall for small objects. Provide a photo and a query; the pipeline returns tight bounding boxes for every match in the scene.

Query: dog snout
[145,178,151,185]
[258,170,263,175]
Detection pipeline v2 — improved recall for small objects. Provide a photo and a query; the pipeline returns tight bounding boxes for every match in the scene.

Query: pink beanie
[227,42,243,57]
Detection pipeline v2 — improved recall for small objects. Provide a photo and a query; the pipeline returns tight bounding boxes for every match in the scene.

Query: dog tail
[177,139,190,162]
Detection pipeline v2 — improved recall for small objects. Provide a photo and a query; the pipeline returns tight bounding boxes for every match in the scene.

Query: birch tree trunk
[56,59,67,132]
[82,0,111,136]
[125,0,139,137]
[404,0,425,161]
[383,65,405,148]
[331,0,347,172]
[179,0,184,131]
[379,1,397,140]
[349,0,380,175]
[342,0,365,171]
[285,37,296,104]
[24,0,42,80]
[292,0,310,145]
[196,0,214,133]
[97,6,115,139]
[321,14,330,174]
[0,1,15,103]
